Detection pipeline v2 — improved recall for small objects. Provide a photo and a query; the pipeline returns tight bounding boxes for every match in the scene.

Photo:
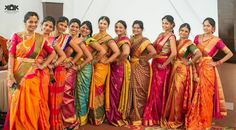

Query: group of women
[4,11,233,130]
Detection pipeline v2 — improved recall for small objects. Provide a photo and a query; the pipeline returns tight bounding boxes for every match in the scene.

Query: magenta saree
[143,33,175,126]
[106,36,131,126]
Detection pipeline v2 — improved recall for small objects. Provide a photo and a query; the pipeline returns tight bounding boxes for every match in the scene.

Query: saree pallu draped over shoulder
[6,33,53,130]
[88,33,112,125]
[75,37,96,126]
[106,36,131,126]
[186,35,227,129]
[126,36,152,125]
[161,39,196,128]
[143,33,174,126]
[48,34,71,130]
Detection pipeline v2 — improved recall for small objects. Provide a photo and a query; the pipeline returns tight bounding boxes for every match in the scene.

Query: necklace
[22,32,35,50]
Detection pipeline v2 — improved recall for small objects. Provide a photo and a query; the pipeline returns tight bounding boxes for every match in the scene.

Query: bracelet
[78,65,81,70]
[216,60,223,66]
[187,60,193,65]
[69,61,74,67]
[42,64,46,69]
[8,73,14,79]
[53,62,58,67]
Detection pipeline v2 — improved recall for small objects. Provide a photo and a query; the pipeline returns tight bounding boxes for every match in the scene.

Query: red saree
[143,33,174,126]
[48,34,71,130]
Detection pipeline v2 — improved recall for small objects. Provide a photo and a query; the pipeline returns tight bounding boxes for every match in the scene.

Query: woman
[89,16,120,125]
[126,20,156,125]
[61,18,92,129]
[161,23,202,128]
[143,15,177,126]
[106,20,131,126]
[75,21,106,126]
[0,35,8,70]
[49,16,83,130]
[186,18,233,129]
[5,11,55,130]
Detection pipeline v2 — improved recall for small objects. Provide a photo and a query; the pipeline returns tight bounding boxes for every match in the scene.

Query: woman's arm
[78,43,93,69]
[38,51,56,69]
[69,39,83,64]
[118,44,130,63]
[215,46,233,66]
[53,45,66,66]
[162,36,177,67]
[104,40,120,63]
[90,42,106,61]
[8,53,16,86]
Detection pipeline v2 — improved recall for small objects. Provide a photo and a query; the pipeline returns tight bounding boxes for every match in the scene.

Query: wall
[0,0,43,39]
[216,63,236,127]
[63,0,218,42]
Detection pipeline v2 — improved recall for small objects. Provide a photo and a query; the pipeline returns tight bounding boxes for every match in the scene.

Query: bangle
[8,73,14,79]
[187,60,193,65]
[78,65,81,70]
[69,61,74,67]
[53,62,58,67]
[42,64,46,69]
[216,60,223,66]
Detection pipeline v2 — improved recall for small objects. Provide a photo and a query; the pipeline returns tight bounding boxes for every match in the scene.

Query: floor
[78,123,236,130]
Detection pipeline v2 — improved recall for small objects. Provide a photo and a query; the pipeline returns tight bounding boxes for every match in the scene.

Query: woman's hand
[193,73,199,82]
[37,64,46,70]
[208,61,217,67]
[157,63,166,70]
[8,74,16,88]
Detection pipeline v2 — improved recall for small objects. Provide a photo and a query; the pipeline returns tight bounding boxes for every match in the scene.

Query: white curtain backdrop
[63,0,218,42]
[0,0,218,41]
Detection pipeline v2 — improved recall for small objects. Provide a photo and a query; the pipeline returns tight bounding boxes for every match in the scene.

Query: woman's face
[69,22,80,35]
[57,21,68,34]
[115,22,126,36]
[132,24,142,36]
[162,18,173,32]
[80,24,91,37]
[203,20,214,34]
[98,19,108,32]
[42,21,54,35]
[25,16,38,32]
[179,26,190,39]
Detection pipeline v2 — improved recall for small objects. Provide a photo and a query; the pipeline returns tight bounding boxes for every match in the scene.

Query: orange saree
[7,33,53,130]
[161,39,197,128]
[186,35,227,129]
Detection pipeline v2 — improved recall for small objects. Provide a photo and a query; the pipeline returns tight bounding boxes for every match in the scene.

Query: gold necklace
[23,32,35,50]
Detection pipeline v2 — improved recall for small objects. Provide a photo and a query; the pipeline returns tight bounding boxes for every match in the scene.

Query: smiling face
[42,21,54,35]
[69,22,80,35]
[179,26,190,39]
[80,24,91,37]
[115,22,126,36]
[162,18,173,32]
[98,19,108,32]
[203,20,215,34]
[25,16,38,32]
[56,21,68,34]
[132,24,142,36]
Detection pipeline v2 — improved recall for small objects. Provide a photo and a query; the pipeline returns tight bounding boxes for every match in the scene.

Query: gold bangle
[78,65,81,70]
[8,74,14,79]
